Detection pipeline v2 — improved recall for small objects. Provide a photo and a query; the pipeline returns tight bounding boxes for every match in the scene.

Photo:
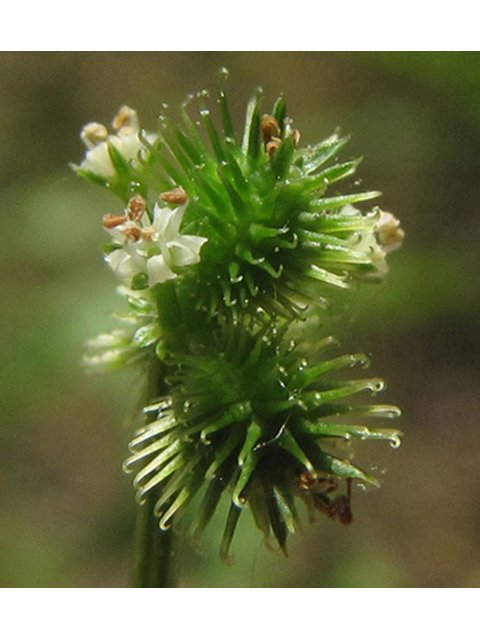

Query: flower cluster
[102,193,207,287]
[77,77,403,562]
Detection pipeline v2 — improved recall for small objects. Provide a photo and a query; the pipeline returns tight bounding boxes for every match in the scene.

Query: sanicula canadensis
[75,69,404,577]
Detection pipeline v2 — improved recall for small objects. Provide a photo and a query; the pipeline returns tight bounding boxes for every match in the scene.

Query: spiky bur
[76,70,404,562]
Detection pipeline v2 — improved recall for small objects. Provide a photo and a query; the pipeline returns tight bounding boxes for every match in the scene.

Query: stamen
[376,211,405,250]
[112,105,139,133]
[141,227,157,241]
[80,122,108,149]
[266,137,282,157]
[160,186,188,205]
[292,129,301,147]
[102,214,128,229]
[121,226,142,242]
[127,195,147,221]
[261,114,281,144]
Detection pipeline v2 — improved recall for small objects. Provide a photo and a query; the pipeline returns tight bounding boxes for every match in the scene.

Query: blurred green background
[1,51,479,588]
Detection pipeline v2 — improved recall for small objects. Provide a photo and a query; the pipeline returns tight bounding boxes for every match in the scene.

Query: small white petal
[81,141,115,177]
[80,132,157,179]
[105,248,145,280]
[167,235,208,267]
[147,254,177,286]
[153,203,186,239]
[340,204,360,216]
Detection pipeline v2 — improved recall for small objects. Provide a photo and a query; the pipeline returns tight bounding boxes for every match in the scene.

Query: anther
[376,211,405,250]
[261,114,281,144]
[266,137,282,157]
[121,226,142,242]
[80,122,108,149]
[292,129,301,147]
[112,106,139,133]
[127,195,147,221]
[160,186,188,205]
[102,214,128,229]
[141,227,157,241]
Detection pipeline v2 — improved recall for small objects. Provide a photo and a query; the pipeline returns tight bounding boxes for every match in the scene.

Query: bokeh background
[1,51,479,588]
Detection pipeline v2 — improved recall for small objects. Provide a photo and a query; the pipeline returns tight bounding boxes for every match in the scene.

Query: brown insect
[298,472,353,525]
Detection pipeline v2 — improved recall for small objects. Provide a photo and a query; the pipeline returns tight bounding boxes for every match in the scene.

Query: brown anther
[127,195,147,221]
[81,122,108,148]
[266,137,282,157]
[292,129,301,147]
[112,106,139,132]
[141,227,156,242]
[261,114,281,144]
[117,125,137,137]
[160,186,188,205]
[376,211,405,250]
[102,214,128,229]
[121,226,142,242]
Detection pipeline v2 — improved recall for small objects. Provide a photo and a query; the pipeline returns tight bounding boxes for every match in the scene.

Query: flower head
[103,195,208,287]
[76,74,403,564]
[75,106,158,195]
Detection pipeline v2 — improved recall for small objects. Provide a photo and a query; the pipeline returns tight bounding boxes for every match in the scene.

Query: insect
[298,472,353,525]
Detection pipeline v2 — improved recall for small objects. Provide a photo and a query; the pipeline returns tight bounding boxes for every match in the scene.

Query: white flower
[376,211,405,253]
[105,242,147,280]
[146,203,208,286]
[103,198,208,286]
[339,205,404,278]
[79,106,157,179]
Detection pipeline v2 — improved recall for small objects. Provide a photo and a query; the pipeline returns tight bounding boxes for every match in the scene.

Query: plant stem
[133,491,176,587]
[132,355,177,588]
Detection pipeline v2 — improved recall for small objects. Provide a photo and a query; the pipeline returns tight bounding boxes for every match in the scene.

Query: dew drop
[217,67,229,81]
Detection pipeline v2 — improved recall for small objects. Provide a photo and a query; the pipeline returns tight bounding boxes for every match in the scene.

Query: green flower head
[77,70,403,563]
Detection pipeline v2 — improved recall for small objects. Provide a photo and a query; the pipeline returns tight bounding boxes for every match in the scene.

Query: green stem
[132,354,177,588]
[133,491,176,588]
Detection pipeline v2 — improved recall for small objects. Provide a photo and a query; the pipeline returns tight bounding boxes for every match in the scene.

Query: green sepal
[277,430,314,474]
[232,450,260,508]
[130,272,149,290]
[131,323,161,348]
[242,89,263,166]
[271,134,295,180]
[272,96,287,135]
[316,450,380,487]
[300,132,351,174]
[71,164,111,190]
[102,242,122,255]
[299,419,402,447]
[220,502,242,564]
[238,421,263,466]
[107,141,134,190]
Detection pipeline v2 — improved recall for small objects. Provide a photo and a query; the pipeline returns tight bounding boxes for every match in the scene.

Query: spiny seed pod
[123,322,401,562]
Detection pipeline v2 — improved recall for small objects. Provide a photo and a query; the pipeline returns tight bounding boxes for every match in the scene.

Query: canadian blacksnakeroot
[75,70,404,583]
